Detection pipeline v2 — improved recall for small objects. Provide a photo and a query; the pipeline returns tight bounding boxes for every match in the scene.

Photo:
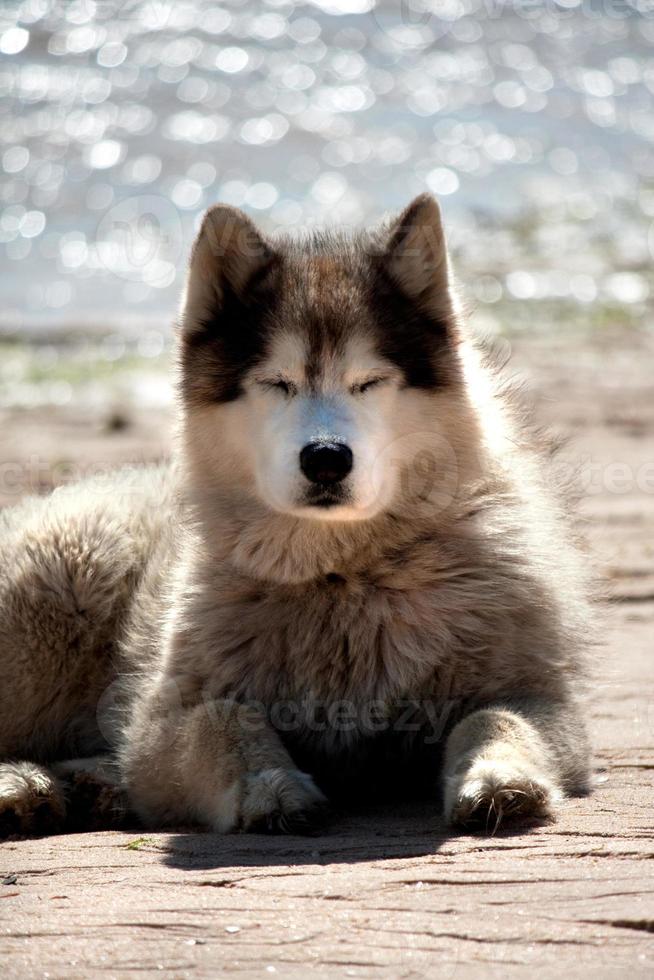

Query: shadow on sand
[159,799,542,872]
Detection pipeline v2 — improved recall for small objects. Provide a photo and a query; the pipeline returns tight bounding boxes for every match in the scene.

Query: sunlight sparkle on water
[0,0,651,333]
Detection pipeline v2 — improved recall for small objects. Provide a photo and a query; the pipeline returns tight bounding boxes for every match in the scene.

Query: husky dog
[0,195,591,838]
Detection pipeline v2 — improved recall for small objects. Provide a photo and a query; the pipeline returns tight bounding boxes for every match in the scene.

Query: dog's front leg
[119,689,326,834]
[442,697,590,831]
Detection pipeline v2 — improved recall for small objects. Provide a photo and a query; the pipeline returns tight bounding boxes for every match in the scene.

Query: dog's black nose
[300,442,353,485]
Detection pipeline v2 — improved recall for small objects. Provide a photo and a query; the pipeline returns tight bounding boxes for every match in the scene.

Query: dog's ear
[381,193,454,317]
[182,204,276,329]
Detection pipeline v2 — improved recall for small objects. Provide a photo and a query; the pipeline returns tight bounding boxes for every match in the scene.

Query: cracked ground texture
[0,330,652,978]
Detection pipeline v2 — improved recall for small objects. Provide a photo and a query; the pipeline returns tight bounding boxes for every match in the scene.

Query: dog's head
[179,194,478,525]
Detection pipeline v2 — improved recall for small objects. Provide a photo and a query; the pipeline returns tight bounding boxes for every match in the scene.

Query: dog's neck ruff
[186,484,469,587]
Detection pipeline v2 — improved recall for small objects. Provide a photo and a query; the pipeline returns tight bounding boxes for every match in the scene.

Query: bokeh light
[0,0,651,355]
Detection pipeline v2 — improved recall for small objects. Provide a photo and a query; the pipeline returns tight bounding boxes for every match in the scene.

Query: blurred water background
[1,0,653,411]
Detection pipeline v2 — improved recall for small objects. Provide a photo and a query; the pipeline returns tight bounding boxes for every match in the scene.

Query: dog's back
[0,464,174,762]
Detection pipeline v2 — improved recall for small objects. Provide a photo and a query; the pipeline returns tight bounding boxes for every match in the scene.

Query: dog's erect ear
[182,204,276,328]
[382,193,454,317]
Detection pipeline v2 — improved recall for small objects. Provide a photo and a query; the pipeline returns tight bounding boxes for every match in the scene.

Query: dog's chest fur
[215,573,446,705]
[163,493,570,767]
[172,528,513,718]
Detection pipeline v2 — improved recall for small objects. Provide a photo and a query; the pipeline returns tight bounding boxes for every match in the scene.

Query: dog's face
[180,194,470,523]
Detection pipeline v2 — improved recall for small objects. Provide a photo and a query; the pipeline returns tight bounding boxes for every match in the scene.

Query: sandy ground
[0,330,653,978]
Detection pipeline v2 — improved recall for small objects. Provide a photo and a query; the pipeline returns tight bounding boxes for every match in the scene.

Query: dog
[0,194,591,837]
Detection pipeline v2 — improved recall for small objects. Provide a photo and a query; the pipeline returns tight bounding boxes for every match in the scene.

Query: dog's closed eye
[350,377,388,396]
[258,378,298,397]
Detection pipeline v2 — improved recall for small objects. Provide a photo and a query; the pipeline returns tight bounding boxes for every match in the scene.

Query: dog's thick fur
[0,195,591,837]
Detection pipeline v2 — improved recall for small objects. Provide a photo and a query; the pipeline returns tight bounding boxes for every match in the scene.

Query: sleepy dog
[0,194,591,836]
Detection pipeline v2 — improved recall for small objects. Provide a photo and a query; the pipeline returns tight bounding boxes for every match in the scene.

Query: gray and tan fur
[0,194,591,837]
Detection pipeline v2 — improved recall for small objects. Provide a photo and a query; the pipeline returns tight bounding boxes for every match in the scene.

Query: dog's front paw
[0,762,66,838]
[444,760,560,833]
[240,768,328,835]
